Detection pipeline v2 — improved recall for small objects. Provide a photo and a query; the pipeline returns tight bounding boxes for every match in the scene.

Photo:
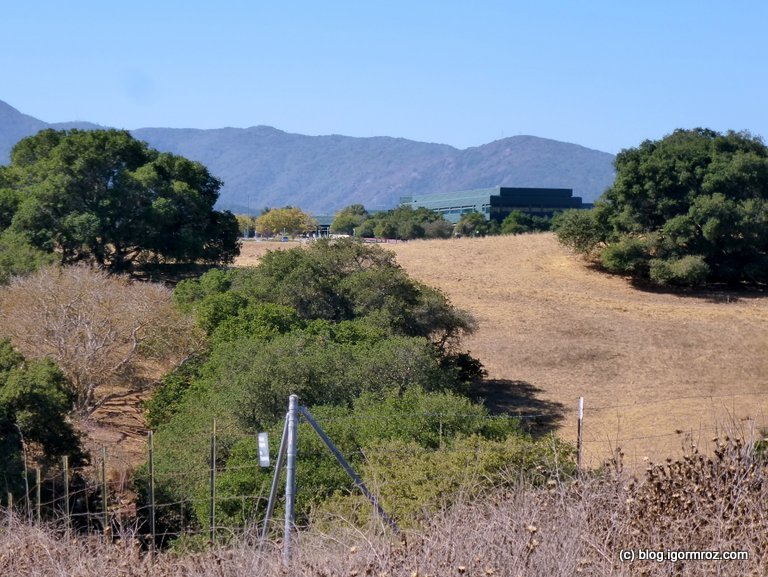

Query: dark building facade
[401,186,589,223]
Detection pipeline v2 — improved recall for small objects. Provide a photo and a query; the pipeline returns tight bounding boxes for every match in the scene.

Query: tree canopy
[555,128,768,286]
[0,338,83,498]
[455,211,497,237]
[0,129,240,272]
[330,204,368,235]
[334,204,454,240]
[254,206,317,237]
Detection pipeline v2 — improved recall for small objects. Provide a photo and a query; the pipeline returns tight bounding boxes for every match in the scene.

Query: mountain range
[0,99,616,214]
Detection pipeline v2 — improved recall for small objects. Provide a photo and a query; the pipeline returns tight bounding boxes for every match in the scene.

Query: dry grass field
[238,235,768,466]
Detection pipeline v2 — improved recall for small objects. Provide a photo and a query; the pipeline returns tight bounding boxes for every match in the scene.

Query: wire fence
[3,390,768,547]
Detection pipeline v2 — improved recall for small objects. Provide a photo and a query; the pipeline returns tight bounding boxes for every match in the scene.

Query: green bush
[600,236,651,275]
[316,433,575,527]
[552,209,605,255]
[649,255,710,286]
[501,210,552,235]
[0,230,57,285]
[0,339,83,501]
[145,239,520,540]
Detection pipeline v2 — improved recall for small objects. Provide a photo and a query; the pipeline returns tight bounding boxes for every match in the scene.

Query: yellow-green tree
[235,214,257,237]
[254,207,317,237]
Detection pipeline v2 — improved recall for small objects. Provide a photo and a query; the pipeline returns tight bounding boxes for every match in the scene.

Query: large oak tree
[556,128,768,286]
[0,129,240,271]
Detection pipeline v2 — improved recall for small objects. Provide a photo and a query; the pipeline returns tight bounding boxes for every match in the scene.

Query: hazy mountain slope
[0,99,615,213]
[0,100,47,162]
[131,126,458,212]
[0,100,106,161]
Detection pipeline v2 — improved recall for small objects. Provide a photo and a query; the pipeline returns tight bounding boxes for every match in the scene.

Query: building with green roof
[401,186,588,223]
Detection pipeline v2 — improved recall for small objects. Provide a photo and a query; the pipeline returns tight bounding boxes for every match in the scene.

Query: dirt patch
[234,239,302,266]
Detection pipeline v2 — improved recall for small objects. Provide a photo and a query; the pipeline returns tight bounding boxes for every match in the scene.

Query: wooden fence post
[63,455,70,538]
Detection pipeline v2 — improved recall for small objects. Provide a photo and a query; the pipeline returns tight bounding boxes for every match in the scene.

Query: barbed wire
[6,390,768,542]
[587,390,768,412]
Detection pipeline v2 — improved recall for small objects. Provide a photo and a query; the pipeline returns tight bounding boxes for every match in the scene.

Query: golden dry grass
[237,234,768,466]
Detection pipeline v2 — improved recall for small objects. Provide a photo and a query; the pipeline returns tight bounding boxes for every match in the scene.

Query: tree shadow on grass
[583,262,768,304]
[627,278,767,304]
[470,379,567,439]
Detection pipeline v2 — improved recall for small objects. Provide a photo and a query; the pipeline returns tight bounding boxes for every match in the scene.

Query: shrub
[0,339,83,501]
[552,208,605,256]
[0,230,56,285]
[599,236,650,275]
[0,264,203,414]
[649,254,710,286]
[318,433,574,527]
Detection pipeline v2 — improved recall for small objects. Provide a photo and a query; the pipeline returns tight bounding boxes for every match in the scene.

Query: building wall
[403,186,586,223]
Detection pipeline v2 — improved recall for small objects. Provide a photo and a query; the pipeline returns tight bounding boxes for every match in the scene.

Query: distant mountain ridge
[0,99,616,213]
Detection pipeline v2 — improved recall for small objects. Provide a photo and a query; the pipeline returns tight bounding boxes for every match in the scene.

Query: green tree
[330,204,369,235]
[1,129,240,272]
[147,238,490,535]
[175,238,475,346]
[234,214,257,238]
[551,208,606,256]
[0,339,83,501]
[455,211,491,236]
[356,206,453,240]
[0,230,57,285]
[555,128,768,286]
[500,210,552,235]
[254,206,317,237]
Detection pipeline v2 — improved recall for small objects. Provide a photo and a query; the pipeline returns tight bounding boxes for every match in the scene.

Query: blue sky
[3,0,767,153]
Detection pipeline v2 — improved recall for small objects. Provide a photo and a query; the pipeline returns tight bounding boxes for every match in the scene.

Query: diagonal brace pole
[299,406,399,534]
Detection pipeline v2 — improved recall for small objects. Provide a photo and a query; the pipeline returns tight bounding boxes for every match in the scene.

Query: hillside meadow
[2,235,767,577]
[239,235,768,466]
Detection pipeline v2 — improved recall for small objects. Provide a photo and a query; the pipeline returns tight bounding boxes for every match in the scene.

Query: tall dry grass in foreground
[2,436,766,576]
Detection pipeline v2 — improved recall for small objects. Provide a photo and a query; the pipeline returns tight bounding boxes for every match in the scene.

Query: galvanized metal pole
[577,397,584,471]
[260,417,288,545]
[282,395,299,565]
[300,407,399,534]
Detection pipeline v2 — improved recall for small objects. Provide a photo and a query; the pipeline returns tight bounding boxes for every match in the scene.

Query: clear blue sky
[3,0,767,153]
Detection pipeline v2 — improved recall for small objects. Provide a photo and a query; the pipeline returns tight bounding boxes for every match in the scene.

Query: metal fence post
[577,396,584,471]
[283,395,299,565]
[260,417,289,546]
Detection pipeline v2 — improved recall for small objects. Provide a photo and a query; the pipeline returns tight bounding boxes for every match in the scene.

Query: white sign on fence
[258,432,270,467]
